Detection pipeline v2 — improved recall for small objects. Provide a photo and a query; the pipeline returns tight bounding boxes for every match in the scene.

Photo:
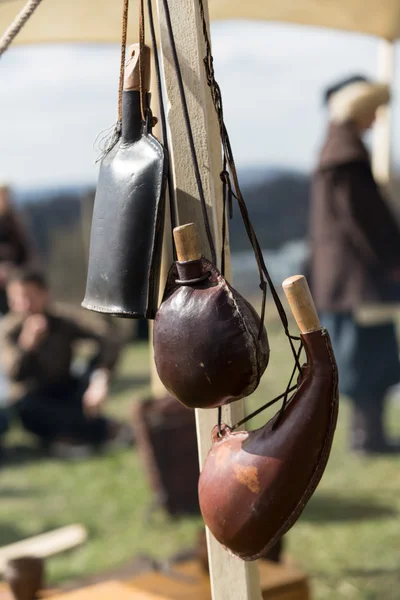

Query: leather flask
[82,44,168,319]
[198,275,339,560]
[153,223,269,409]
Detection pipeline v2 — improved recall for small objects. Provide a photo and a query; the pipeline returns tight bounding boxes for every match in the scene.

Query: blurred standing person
[0,185,32,315]
[309,75,400,455]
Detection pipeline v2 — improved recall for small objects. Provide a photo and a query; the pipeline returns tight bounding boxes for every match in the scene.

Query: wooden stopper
[282,275,321,334]
[173,223,201,262]
[124,43,151,92]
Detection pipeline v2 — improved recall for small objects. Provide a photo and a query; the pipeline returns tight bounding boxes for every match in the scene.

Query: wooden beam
[372,39,394,188]
[148,51,174,400]
[50,581,156,600]
[154,1,261,599]
[0,525,87,573]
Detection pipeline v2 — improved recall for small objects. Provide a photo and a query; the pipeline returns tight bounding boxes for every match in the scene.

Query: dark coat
[0,212,30,267]
[0,309,120,400]
[309,121,400,312]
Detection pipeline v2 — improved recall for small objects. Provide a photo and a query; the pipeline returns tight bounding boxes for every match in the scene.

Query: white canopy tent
[0,0,397,185]
[1,0,400,43]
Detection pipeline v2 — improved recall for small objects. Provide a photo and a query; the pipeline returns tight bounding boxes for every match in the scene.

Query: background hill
[13,167,311,302]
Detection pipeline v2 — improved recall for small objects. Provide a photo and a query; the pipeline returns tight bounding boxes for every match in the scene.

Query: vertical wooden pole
[154,1,261,599]
[372,39,395,188]
[149,51,174,399]
[149,219,173,398]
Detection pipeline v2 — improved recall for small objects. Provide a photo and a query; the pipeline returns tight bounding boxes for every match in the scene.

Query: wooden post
[372,39,395,188]
[154,1,261,599]
[148,46,174,400]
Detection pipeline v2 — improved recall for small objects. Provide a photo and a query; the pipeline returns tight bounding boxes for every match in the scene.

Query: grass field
[1,317,400,600]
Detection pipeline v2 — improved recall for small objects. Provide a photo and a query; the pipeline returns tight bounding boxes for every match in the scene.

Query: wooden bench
[0,583,58,599]
[126,559,310,600]
[30,559,309,599]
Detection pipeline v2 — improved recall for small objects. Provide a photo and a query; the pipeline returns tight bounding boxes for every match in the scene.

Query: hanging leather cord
[197,0,302,371]
[95,0,129,159]
[160,0,217,266]
[232,385,298,430]
[117,0,130,123]
[147,0,178,249]
[158,0,303,433]
[229,335,303,431]
[196,0,304,433]
[0,0,44,57]
[138,0,147,122]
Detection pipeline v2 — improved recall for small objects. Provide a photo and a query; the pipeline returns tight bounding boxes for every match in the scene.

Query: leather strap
[117,0,130,123]
[147,0,178,255]
[139,0,147,122]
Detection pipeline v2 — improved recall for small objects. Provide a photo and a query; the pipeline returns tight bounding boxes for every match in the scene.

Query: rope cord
[0,0,44,57]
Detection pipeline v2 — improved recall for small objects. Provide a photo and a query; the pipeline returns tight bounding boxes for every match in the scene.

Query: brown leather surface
[132,394,200,515]
[153,258,269,409]
[4,556,44,600]
[198,329,338,560]
[126,559,310,600]
[82,90,167,320]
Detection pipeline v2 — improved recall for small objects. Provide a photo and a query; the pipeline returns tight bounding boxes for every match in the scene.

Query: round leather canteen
[198,275,339,560]
[153,224,269,410]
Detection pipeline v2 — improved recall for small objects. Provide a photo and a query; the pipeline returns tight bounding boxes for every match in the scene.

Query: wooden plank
[0,583,59,599]
[371,39,394,188]
[258,561,310,599]
[49,581,159,600]
[0,525,87,573]
[127,560,310,600]
[154,1,261,599]
[148,63,173,400]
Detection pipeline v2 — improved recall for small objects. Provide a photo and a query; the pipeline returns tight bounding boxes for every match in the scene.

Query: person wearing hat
[308,75,400,455]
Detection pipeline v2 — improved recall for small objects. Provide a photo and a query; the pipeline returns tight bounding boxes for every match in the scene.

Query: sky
[0,20,397,188]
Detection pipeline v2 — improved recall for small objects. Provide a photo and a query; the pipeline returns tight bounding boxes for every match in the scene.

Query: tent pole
[153,0,262,598]
[372,39,395,188]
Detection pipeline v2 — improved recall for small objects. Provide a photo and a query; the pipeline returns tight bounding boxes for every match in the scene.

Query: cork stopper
[282,275,321,334]
[124,43,151,92]
[173,223,201,262]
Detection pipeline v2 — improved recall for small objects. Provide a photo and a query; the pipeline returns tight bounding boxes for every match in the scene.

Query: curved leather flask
[199,275,339,560]
[82,44,167,319]
[153,224,269,409]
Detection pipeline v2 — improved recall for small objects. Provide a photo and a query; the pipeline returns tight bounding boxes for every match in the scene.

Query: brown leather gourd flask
[198,274,339,560]
[153,223,270,409]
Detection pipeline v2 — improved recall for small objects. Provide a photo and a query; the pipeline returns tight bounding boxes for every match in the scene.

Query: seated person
[0,268,131,456]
